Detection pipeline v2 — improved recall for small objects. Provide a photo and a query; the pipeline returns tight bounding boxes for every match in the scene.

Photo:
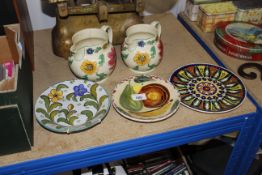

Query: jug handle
[150,21,161,39]
[101,25,113,44]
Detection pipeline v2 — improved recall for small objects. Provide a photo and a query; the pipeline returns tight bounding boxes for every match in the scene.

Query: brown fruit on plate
[139,83,170,108]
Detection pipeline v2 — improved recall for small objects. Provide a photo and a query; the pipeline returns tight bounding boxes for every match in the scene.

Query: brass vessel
[49,0,145,58]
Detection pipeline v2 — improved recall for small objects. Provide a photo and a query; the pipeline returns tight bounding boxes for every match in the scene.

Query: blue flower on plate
[86,48,94,55]
[73,84,88,96]
[138,41,145,47]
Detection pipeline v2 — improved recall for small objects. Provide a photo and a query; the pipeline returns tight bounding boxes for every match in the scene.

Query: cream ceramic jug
[121,21,163,73]
[68,26,116,82]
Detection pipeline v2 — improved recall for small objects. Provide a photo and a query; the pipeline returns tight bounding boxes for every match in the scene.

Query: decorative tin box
[198,1,237,32]
[233,0,262,25]
[0,24,33,155]
[214,21,262,61]
[184,0,230,21]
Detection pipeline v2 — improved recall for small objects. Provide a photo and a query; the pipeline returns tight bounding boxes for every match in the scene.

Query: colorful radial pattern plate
[35,80,110,133]
[169,64,246,113]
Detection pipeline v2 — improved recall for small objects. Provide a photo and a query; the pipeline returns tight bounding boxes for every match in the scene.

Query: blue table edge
[0,111,256,175]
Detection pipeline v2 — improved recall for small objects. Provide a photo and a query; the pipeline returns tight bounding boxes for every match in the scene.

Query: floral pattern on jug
[121,21,163,73]
[68,25,116,82]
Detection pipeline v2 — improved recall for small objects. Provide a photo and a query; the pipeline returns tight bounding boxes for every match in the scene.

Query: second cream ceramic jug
[121,21,163,73]
[68,26,116,82]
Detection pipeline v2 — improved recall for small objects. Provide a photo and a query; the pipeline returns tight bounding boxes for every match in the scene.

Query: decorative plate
[112,75,180,122]
[169,64,246,113]
[215,21,262,60]
[35,80,110,133]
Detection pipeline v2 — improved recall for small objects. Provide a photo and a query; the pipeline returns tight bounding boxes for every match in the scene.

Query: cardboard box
[0,24,33,155]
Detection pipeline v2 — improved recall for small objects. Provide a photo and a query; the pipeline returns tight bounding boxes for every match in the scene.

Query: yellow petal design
[48,89,63,102]
[80,60,97,75]
[133,52,150,66]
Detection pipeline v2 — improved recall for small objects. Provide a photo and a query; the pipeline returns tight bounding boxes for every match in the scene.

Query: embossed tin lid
[199,1,237,15]
[215,22,262,50]
[215,21,262,60]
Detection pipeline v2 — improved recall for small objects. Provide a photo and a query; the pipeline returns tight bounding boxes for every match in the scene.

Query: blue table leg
[224,111,258,175]
[236,107,262,175]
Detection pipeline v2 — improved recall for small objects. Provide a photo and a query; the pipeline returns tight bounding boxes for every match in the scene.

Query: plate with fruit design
[112,75,180,122]
[35,80,110,133]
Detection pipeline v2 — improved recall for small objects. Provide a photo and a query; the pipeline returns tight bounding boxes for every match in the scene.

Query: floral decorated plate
[169,63,246,113]
[35,80,110,133]
[112,75,180,122]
